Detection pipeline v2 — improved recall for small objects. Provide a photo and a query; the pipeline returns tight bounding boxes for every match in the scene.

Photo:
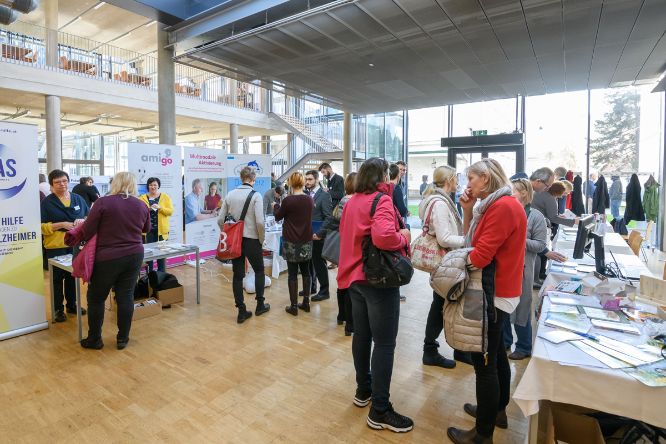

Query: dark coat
[624,173,645,223]
[327,173,344,207]
[311,187,332,237]
[591,175,609,214]
[571,175,585,216]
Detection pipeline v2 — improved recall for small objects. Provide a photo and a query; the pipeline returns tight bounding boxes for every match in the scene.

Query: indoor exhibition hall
[1,1,666,443]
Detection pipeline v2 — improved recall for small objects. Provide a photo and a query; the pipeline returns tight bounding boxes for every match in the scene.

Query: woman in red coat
[447,158,527,444]
[337,157,414,433]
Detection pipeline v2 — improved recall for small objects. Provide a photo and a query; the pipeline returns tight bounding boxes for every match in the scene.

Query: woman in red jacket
[338,158,413,433]
[447,159,527,444]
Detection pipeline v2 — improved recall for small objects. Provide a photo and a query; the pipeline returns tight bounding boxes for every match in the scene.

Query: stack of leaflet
[542,290,666,385]
[550,261,578,275]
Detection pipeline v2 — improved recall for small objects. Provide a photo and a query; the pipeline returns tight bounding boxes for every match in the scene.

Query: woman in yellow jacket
[139,177,173,272]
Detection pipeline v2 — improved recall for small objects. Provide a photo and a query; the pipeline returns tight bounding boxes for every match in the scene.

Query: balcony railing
[0,21,267,113]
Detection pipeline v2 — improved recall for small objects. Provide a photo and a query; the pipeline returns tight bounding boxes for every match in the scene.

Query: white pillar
[230,123,239,153]
[45,95,62,172]
[157,27,176,145]
[343,111,352,176]
[45,0,58,67]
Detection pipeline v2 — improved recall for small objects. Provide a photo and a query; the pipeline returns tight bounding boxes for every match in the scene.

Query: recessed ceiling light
[368,63,374,67]
[94,2,106,10]
[144,20,156,27]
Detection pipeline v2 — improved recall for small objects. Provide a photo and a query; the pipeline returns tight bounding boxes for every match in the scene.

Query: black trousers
[470,309,511,438]
[145,231,165,272]
[287,260,309,281]
[86,253,143,341]
[231,237,265,310]
[350,283,400,412]
[310,239,329,295]
[424,291,445,354]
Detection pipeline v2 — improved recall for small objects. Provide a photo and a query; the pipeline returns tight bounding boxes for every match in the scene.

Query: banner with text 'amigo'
[0,122,48,340]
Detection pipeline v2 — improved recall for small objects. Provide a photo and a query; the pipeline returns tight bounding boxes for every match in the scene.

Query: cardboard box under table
[107,296,162,320]
[153,284,184,306]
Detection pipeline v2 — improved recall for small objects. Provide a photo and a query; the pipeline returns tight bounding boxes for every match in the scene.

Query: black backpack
[361,193,414,288]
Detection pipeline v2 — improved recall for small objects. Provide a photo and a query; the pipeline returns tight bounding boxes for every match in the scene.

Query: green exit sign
[472,130,488,136]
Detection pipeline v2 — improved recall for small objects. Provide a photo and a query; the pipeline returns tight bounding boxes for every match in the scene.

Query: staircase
[270,112,345,182]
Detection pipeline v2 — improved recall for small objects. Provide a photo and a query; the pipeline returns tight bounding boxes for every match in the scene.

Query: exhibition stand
[513,227,665,443]
[48,242,200,341]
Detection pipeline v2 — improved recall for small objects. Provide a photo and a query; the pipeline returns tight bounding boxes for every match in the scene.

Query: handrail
[0,21,268,113]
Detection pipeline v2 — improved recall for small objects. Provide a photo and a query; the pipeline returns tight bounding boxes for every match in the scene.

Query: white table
[514,230,662,442]
[263,229,287,278]
[48,243,200,341]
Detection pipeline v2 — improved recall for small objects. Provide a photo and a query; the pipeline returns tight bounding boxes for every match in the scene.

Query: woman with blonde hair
[447,159,526,444]
[419,165,464,369]
[503,178,547,360]
[67,172,151,350]
[273,171,315,315]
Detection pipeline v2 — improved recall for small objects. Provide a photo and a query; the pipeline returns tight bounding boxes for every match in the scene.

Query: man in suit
[318,162,344,207]
[304,169,332,301]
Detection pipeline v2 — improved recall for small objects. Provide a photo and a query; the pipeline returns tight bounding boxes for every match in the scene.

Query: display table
[263,229,287,278]
[48,243,200,341]
[513,229,662,442]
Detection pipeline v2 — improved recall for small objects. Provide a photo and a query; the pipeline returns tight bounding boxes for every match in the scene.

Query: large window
[525,91,588,175]
[451,98,517,136]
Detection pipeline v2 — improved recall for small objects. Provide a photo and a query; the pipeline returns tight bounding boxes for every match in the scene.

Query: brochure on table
[184,147,227,257]
[128,143,184,265]
[0,122,48,340]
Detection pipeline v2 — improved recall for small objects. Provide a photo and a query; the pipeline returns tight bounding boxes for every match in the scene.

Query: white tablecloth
[263,230,287,279]
[513,267,666,432]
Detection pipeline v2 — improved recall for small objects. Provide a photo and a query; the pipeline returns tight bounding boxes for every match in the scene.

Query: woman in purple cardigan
[74,172,150,350]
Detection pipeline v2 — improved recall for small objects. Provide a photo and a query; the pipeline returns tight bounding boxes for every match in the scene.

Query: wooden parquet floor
[0,262,528,443]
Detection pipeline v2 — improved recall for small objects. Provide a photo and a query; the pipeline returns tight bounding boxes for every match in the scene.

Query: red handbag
[216,190,256,260]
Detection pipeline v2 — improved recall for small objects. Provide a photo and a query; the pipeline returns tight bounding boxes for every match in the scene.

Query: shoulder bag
[216,190,256,260]
[411,198,448,273]
[362,193,414,288]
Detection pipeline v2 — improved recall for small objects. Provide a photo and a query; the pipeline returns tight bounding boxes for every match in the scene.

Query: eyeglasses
[538,179,551,190]
[52,179,69,185]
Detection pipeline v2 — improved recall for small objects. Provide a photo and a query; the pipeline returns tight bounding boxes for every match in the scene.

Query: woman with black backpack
[337,158,413,433]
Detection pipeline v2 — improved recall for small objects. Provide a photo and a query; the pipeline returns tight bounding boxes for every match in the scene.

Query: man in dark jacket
[305,170,332,301]
[318,163,344,207]
[72,177,100,207]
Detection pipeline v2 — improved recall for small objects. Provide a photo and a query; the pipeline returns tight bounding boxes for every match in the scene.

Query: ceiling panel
[167,0,666,113]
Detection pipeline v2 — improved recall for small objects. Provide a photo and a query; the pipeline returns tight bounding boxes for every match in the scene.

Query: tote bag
[321,230,340,264]
[216,191,256,260]
[411,198,448,273]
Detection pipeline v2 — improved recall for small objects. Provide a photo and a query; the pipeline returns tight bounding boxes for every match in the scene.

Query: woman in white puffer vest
[419,165,465,369]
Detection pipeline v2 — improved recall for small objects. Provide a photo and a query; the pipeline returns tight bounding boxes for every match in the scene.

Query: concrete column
[230,123,239,153]
[261,135,271,155]
[343,111,352,176]
[157,27,176,145]
[230,80,238,107]
[45,95,62,172]
[45,0,58,67]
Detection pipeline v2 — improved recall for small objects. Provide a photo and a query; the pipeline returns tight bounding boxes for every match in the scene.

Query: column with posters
[183,148,226,258]
[0,122,48,340]
[127,143,183,265]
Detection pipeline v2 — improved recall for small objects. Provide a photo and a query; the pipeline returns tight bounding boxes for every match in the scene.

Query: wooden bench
[2,43,37,62]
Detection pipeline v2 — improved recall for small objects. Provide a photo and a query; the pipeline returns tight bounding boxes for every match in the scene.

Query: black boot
[423,351,456,369]
[447,427,493,444]
[237,305,252,324]
[285,279,299,316]
[298,276,311,312]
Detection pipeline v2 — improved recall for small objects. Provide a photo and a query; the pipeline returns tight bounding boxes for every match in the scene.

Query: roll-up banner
[183,147,226,258]
[225,154,271,197]
[0,122,48,341]
[127,143,184,265]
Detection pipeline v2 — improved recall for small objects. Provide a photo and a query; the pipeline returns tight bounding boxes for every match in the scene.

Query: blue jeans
[610,199,621,220]
[503,314,532,355]
[349,283,400,412]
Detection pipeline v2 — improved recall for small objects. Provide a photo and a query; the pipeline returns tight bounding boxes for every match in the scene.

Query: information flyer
[0,122,47,340]
[183,147,226,257]
[226,154,271,197]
